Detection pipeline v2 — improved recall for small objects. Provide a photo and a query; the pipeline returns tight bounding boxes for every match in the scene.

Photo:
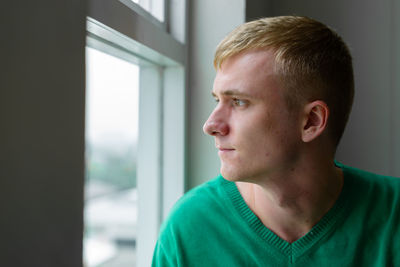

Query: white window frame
[87,0,187,265]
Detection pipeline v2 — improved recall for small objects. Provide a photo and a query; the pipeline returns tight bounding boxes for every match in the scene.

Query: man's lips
[216,145,235,151]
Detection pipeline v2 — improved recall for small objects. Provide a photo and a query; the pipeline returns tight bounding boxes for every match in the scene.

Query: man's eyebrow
[211,89,255,98]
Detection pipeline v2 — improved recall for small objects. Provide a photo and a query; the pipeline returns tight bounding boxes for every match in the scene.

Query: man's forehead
[212,50,281,98]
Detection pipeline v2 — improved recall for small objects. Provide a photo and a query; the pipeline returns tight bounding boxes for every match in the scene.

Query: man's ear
[301,100,329,143]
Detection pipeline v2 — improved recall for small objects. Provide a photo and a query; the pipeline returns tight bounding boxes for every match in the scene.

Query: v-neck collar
[220,162,350,261]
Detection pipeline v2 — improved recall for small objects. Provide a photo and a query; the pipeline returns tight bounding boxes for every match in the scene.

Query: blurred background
[1,0,399,266]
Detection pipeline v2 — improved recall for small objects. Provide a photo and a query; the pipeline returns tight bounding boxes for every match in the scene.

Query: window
[85,0,187,265]
[84,47,139,267]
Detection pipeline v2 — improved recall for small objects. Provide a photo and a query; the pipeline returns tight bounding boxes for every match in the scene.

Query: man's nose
[203,109,229,136]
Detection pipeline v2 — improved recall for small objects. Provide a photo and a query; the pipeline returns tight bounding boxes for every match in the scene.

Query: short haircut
[214,16,354,148]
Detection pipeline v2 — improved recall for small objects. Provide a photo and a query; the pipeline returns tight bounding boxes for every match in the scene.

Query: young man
[152,16,400,266]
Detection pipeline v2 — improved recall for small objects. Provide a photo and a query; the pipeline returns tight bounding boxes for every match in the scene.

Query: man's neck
[235,160,343,243]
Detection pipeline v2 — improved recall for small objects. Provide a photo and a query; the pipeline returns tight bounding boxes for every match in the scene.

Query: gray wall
[187,0,245,189]
[267,0,400,177]
[0,1,86,267]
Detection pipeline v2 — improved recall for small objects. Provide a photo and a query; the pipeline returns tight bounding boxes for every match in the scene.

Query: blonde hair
[214,16,354,147]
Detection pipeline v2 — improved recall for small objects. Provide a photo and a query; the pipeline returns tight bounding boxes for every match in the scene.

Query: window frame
[119,0,167,30]
[86,0,187,265]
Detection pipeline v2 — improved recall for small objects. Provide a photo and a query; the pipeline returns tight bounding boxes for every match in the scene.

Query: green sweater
[152,163,400,266]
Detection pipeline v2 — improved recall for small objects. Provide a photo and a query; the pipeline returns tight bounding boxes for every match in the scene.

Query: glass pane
[131,0,164,22]
[84,47,139,267]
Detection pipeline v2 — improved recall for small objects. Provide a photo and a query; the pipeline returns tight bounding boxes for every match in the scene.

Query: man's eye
[214,98,220,103]
[233,98,247,107]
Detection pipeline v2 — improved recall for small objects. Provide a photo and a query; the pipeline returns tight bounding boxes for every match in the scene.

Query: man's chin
[220,167,242,181]
[221,165,261,184]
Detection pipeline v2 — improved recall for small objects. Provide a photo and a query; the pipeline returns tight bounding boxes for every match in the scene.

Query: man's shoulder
[338,162,400,205]
[339,162,400,187]
[160,175,230,231]
[175,175,226,209]
[336,162,400,263]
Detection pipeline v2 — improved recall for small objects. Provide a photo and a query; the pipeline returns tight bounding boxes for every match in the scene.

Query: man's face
[203,49,303,183]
